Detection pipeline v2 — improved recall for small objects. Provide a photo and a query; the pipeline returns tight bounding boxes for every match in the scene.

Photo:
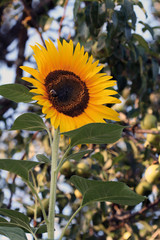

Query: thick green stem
[59,205,83,240]
[47,127,60,239]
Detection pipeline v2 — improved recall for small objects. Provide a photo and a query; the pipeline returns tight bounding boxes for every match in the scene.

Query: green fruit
[76,162,90,177]
[147,129,160,146]
[141,114,157,130]
[145,164,160,184]
[60,161,72,177]
[135,181,152,195]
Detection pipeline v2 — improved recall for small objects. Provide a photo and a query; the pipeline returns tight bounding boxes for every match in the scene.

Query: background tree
[0,0,160,239]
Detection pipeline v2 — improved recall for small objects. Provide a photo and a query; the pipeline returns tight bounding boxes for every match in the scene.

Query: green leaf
[65,150,92,161]
[0,84,33,103]
[139,21,154,38]
[73,0,81,20]
[0,209,31,233]
[91,2,99,28]
[62,123,124,147]
[105,0,114,9]
[0,217,7,223]
[132,33,149,52]
[91,152,104,165]
[0,159,40,181]
[0,209,30,224]
[59,150,92,169]
[10,113,47,131]
[36,154,50,163]
[35,224,47,234]
[70,176,145,206]
[123,0,133,18]
[136,1,147,17]
[0,226,27,240]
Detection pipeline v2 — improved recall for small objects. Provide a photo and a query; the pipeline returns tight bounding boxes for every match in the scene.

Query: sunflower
[21,39,121,132]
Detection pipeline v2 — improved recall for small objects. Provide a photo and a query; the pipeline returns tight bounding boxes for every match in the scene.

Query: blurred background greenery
[0,0,160,239]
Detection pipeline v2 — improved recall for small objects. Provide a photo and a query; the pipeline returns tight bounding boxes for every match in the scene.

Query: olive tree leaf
[70,176,146,207]
[10,113,47,131]
[0,84,33,103]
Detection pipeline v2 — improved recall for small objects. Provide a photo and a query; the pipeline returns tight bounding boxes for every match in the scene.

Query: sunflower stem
[48,127,60,239]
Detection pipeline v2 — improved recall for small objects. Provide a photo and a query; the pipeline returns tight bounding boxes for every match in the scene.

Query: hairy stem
[47,127,60,239]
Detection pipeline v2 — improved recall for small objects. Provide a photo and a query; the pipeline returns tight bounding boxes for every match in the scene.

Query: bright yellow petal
[45,39,60,70]
[87,81,117,94]
[85,104,120,122]
[20,66,44,82]
[59,114,76,132]
[90,92,121,104]
[30,88,48,96]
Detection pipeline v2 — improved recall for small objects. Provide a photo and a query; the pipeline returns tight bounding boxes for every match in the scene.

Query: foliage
[0,0,160,240]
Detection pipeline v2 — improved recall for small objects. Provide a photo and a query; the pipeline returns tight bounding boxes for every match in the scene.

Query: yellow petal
[85,103,120,122]
[20,66,44,82]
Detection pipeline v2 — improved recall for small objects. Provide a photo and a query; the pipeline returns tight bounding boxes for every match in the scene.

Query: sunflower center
[45,70,89,117]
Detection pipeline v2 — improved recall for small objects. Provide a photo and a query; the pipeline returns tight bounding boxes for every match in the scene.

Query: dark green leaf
[65,150,92,161]
[73,0,81,20]
[10,113,47,131]
[0,84,33,103]
[36,154,50,163]
[62,123,124,147]
[131,11,137,28]
[70,176,145,206]
[152,58,159,81]
[0,217,7,223]
[91,152,104,165]
[0,226,27,240]
[136,1,147,17]
[132,33,149,52]
[105,0,114,9]
[35,224,47,234]
[127,108,140,118]
[91,2,99,27]
[125,25,132,40]
[139,21,154,38]
[0,209,31,233]
[0,159,40,181]
[123,0,133,18]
